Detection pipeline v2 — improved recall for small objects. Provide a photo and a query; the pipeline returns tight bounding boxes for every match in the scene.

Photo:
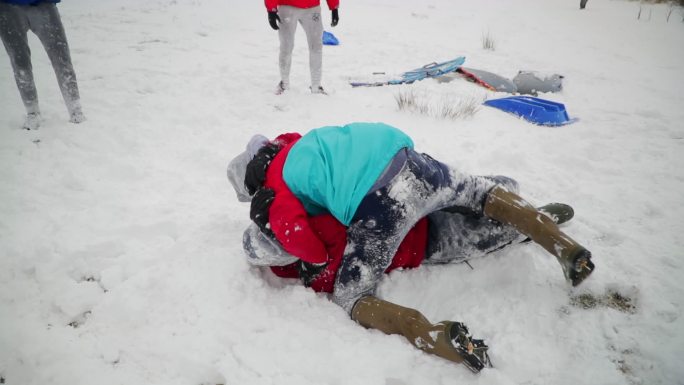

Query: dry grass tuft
[395,89,481,120]
[482,30,496,51]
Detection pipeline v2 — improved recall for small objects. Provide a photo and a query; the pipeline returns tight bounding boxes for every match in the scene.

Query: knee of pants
[308,41,322,53]
[12,58,33,75]
[5,45,32,71]
[485,175,519,193]
[279,40,295,54]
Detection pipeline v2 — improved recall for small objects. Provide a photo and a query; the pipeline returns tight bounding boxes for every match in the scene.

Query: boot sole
[563,248,595,286]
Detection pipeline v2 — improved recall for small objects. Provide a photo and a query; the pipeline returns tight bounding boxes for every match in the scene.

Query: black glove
[268,11,280,30]
[244,143,280,196]
[331,9,339,27]
[297,260,328,287]
[250,187,276,238]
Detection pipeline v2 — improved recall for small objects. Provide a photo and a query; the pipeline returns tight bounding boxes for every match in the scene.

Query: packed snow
[1,0,683,384]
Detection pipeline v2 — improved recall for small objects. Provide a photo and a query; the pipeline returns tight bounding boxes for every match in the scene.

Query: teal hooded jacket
[282,122,414,225]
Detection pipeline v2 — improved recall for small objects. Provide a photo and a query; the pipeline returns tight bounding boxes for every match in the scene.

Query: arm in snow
[242,223,298,267]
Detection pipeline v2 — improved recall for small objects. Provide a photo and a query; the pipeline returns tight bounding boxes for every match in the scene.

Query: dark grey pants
[423,176,523,264]
[0,2,81,115]
[333,150,517,313]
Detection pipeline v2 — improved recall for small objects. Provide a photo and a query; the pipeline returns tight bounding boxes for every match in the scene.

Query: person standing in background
[0,0,84,130]
[265,0,339,95]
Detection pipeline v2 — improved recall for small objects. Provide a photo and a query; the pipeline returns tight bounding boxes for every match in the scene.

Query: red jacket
[265,0,339,12]
[264,133,428,293]
[265,133,328,264]
[271,216,428,293]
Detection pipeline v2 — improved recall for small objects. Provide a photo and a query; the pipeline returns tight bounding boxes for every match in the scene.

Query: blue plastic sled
[350,56,466,87]
[483,96,575,126]
[323,31,339,45]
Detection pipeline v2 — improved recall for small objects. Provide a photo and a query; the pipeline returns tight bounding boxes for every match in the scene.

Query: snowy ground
[1,0,683,384]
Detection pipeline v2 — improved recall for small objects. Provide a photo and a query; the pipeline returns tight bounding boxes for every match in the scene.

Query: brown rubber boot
[483,186,595,286]
[351,296,491,372]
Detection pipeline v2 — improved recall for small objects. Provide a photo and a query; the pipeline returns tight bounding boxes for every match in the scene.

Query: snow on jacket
[1,0,59,4]
[282,122,414,226]
[264,0,338,12]
[270,215,428,293]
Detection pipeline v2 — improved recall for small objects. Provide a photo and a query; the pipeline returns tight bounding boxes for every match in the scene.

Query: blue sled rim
[483,96,575,126]
[323,31,339,45]
[350,56,465,87]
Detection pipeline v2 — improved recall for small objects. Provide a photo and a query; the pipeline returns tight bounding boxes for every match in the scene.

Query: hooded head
[227,134,269,202]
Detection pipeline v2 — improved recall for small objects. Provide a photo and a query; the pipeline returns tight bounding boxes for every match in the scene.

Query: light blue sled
[350,56,466,87]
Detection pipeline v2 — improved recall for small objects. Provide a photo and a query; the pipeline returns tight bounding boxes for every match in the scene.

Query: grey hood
[227,134,269,202]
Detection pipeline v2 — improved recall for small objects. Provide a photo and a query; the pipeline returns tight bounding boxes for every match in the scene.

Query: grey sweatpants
[0,2,81,115]
[277,5,323,89]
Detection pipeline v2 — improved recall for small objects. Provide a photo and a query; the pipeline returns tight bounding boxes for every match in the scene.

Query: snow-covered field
[1,0,683,384]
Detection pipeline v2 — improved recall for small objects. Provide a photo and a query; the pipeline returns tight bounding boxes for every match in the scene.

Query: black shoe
[561,247,595,286]
[519,203,574,245]
[310,86,328,95]
[22,112,41,130]
[275,81,287,95]
[538,203,574,225]
[69,109,86,124]
[447,322,492,373]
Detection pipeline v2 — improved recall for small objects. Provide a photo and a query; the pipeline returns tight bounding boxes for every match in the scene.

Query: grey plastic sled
[512,71,564,95]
